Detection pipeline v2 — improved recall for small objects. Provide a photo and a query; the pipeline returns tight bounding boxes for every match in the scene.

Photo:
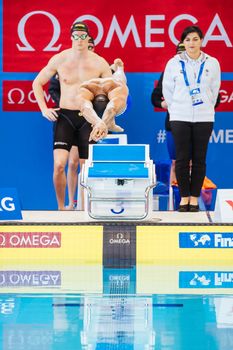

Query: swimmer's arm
[100,58,113,78]
[32,55,60,121]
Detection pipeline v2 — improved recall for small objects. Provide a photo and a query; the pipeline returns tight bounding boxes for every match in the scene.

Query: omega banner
[3,0,233,72]
[1,0,233,209]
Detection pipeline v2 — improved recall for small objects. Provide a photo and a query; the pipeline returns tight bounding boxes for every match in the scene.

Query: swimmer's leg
[101,97,125,132]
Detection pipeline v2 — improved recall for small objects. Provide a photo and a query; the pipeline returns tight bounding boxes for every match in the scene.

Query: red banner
[3,0,233,72]
[0,232,61,248]
[218,81,233,112]
[3,81,55,111]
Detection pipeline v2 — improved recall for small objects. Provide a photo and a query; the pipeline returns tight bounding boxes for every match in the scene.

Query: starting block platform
[81,144,156,220]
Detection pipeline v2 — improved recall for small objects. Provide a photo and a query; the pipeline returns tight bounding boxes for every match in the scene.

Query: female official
[163,26,221,212]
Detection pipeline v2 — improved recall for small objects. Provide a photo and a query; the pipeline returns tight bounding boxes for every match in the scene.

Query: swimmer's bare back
[80,77,122,96]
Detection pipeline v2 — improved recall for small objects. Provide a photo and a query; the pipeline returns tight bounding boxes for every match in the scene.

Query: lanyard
[180,60,205,87]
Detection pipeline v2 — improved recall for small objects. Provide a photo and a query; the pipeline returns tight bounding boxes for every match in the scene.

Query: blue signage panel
[179,232,233,248]
[0,188,22,220]
[179,271,233,288]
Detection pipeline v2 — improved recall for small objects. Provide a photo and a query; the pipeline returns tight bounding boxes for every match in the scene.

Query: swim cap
[70,21,89,34]
[88,37,94,45]
[88,36,95,50]
[176,42,185,53]
[92,94,109,118]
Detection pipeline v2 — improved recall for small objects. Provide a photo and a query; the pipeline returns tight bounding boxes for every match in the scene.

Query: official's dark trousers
[170,121,213,197]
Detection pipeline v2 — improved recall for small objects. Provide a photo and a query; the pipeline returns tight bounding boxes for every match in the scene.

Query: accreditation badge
[189,87,204,106]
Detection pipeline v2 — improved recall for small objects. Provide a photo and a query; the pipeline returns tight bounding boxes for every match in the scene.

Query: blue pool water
[0,269,232,350]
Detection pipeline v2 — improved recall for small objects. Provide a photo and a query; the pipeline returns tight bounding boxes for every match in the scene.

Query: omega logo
[7,88,51,105]
[17,11,62,52]
[109,232,130,244]
[16,12,232,52]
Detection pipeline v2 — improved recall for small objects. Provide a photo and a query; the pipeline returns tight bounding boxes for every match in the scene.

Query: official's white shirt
[162,51,221,122]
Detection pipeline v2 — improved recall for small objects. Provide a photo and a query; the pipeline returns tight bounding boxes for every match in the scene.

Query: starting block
[80,144,156,220]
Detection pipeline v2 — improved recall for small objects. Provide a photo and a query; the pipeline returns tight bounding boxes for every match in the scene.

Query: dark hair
[181,26,204,42]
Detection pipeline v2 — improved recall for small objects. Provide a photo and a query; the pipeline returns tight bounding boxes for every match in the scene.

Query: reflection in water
[81,296,155,348]
[1,294,233,350]
[0,266,233,350]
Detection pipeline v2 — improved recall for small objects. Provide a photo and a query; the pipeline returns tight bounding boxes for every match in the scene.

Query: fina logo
[190,273,211,286]
[179,232,233,248]
[179,271,233,288]
[109,232,130,245]
[190,234,211,247]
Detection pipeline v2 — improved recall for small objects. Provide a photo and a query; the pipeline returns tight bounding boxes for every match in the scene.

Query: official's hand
[161,100,168,109]
[42,108,60,122]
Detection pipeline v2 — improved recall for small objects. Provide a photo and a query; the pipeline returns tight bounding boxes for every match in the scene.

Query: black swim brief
[53,109,93,159]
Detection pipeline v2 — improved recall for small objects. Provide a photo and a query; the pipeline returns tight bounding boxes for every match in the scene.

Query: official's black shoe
[178,204,189,212]
[189,204,199,212]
